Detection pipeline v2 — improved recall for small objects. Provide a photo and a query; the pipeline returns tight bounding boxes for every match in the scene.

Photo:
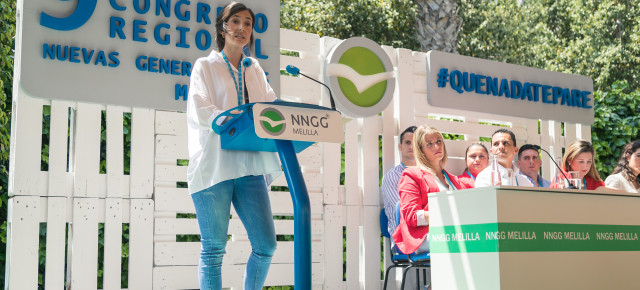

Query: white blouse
[605,173,639,194]
[186,50,282,194]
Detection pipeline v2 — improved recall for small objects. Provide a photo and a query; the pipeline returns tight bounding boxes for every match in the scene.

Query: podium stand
[213,101,343,290]
[428,186,640,289]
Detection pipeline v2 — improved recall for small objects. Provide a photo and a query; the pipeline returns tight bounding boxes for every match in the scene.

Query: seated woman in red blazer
[392,125,471,254]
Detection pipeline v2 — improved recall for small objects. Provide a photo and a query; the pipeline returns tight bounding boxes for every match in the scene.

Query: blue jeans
[191,175,277,290]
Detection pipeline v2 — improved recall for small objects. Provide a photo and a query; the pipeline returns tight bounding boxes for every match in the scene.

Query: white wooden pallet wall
[6,28,590,290]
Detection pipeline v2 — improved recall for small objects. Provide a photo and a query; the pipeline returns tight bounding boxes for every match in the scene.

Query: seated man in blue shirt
[517,144,551,188]
[381,126,416,236]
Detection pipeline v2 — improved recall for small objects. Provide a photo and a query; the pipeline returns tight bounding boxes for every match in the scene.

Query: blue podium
[213,101,343,289]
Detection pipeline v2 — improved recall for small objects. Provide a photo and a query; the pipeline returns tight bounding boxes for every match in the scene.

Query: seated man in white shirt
[475,129,534,187]
[517,144,551,187]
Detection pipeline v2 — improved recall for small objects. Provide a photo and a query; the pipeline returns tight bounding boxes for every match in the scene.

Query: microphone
[242,58,252,68]
[242,58,252,104]
[531,145,577,189]
[285,65,336,110]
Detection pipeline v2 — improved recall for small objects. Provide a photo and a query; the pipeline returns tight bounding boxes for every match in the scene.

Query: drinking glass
[491,154,502,186]
[568,171,582,189]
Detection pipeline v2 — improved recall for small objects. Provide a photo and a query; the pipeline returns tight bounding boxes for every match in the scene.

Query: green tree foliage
[592,81,640,177]
[457,0,640,174]
[281,0,420,51]
[458,0,640,92]
[1,0,16,287]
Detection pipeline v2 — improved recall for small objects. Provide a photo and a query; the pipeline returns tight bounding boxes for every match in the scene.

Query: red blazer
[392,167,470,254]
[457,170,476,188]
[585,175,606,190]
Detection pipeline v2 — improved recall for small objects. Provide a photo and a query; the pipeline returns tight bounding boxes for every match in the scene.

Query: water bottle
[552,157,566,189]
[491,154,502,186]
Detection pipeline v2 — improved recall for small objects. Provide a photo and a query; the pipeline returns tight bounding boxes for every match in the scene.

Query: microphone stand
[535,146,577,189]
[286,65,336,110]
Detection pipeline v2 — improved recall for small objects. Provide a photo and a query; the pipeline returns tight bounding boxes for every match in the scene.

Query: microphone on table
[286,65,336,110]
[531,145,577,189]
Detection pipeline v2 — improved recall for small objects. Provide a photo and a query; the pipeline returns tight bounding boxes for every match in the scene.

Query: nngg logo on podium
[325,37,396,118]
[253,104,343,143]
[259,108,286,136]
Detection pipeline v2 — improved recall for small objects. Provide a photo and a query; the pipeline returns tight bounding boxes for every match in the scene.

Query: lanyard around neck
[442,170,457,190]
[465,170,475,180]
[221,51,243,106]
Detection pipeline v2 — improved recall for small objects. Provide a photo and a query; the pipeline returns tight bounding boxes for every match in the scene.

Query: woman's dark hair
[463,143,489,172]
[612,140,640,183]
[215,2,255,51]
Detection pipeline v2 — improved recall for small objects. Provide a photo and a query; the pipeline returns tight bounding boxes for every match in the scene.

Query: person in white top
[605,140,640,193]
[475,129,533,187]
[186,3,281,289]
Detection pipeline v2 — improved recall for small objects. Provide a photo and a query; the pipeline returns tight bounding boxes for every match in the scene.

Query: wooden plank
[280,75,322,103]
[153,266,198,290]
[414,116,529,143]
[280,28,320,54]
[382,237,395,290]
[362,115,380,206]
[154,217,323,236]
[5,196,41,290]
[362,206,381,290]
[128,199,154,290]
[323,205,345,290]
[153,188,323,217]
[154,240,323,266]
[106,105,125,198]
[154,187,193,213]
[381,86,397,176]
[564,122,578,145]
[579,123,591,142]
[48,100,73,197]
[153,263,323,290]
[271,172,323,189]
[130,108,155,198]
[70,197,99,289]
[344,118,361,206]
[73,103,104,197]
[155,110,186,136]
[9,91,48,196]
[345,205,361,290]
[103,198,123,290]
[297,143,322,169]
[281,55,321,79]
[154,134,188,163]
[541,120,563,180]
[397,49,415,131]
[322,142,342,205]
[44,197,67,290]
[154,164,187,183]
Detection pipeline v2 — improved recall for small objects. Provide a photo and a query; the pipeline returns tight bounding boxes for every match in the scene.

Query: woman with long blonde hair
[392,125,471,255]
[560,139,606,190]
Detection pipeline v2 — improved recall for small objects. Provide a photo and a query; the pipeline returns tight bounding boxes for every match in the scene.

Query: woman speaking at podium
[185,2,281,289]
[393,126,470,255]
